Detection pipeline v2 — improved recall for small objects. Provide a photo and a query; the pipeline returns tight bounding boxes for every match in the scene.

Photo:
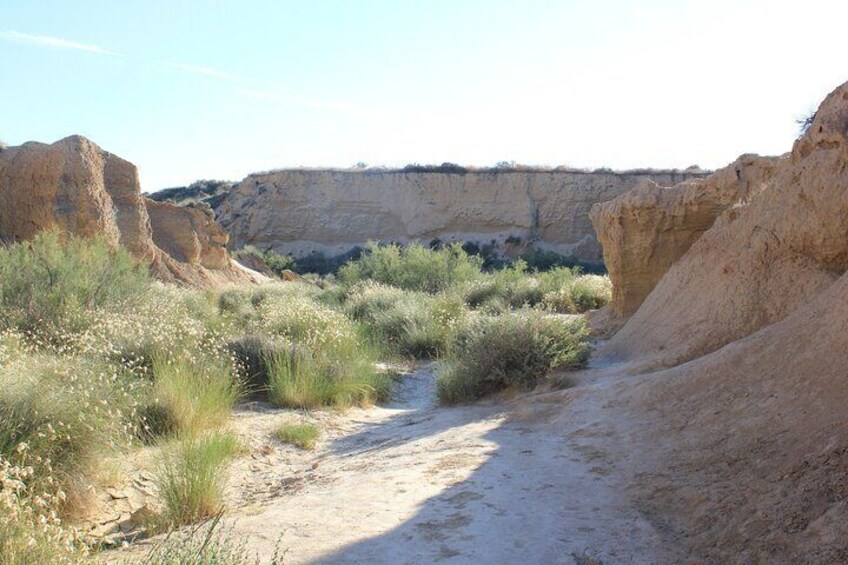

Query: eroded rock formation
[592,80,848,562]
[215,168,708,263]
[0,135,263,287]
[590,154,782,316]
[598,81,848,368]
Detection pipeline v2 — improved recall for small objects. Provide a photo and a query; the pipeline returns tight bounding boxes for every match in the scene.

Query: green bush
[239,245,294,276]
[339,242,483,293]
[275,422,320,450]
[437,311,590,404]
[154,432,240,527]
[344,282,452,358]
[0,231,149,338]
[569,274,613,312]
[144,357,240,440]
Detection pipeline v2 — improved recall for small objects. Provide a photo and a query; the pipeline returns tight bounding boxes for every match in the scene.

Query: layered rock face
[0,136,262,287]
[590,154,782,316]
[216,169,707,263]
[594,80,848,562]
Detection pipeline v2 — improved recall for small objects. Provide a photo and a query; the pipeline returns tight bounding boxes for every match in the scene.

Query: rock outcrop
[598,81,848,368]
[0,135,263,287]
[214,168,708,264]
[590,80,848,562]
[590,154,782,316]
[146,200,230,270]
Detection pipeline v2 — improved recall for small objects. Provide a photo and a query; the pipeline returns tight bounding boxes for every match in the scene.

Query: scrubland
[0,235,609,564]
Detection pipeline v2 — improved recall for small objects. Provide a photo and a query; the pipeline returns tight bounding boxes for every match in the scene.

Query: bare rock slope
[0,135,262,287]
[216,168,707,263]
[589,81,848,562]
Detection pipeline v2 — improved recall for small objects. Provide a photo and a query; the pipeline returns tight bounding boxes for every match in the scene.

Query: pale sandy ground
[149,362,680,565]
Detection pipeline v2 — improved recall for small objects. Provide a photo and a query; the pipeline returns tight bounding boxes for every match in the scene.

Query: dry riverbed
[109,362,679,564]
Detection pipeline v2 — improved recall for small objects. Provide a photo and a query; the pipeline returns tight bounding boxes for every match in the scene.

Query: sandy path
[217,363,680,564]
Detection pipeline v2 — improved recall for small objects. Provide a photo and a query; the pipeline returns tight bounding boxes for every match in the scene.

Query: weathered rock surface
[599,81,848,368]
[146,200,230,270]
[0,136,263,287]
[590,154,782,316]
[215,168,707,263]
[586,80,848,562]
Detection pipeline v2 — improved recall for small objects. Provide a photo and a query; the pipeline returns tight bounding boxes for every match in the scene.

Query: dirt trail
[213,363,680,564]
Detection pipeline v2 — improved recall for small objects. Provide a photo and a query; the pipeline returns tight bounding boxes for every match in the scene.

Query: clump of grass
[339,242,483,293]
[0,454,89,565]
[144,357,240,440]
[138,513,284,565]
[437,311,591,404]
[264,347,388,409]
[0,355,134,495]
[274,422,320,450]
[154,432,240,527]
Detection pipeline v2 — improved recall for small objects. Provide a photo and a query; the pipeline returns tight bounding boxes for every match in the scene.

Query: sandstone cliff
[0,135,263,288]
[590,80,848,562]
[598,81,848,368]
[215,168,707,263]
[590,154,782,316]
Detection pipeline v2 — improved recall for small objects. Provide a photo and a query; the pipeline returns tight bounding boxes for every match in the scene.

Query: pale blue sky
[2,0,847,191]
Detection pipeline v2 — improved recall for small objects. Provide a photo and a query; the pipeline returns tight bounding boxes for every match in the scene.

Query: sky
[2,0,847,192]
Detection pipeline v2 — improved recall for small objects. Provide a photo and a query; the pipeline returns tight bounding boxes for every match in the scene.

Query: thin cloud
[1,30,116,55]
[170,62,240,81]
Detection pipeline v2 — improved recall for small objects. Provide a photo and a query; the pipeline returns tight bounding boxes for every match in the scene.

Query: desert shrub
[291,247,363,276]
[0,454,88,565]
[437,311,590,404]
[275,422,320,450]
[154,432,239,527]
[520,249,607,274]
[569,274,613,312]
[145,357,240,440]
[218,286,254,316]
[0,231,149,339]
[457,262,545,310]
[344,282,445,357]
[338,242,483,293]
[541,288,577,313]
[227,335,284,396]
[89,284,228,374]
[402,162,467,174]
[0,355,136,493]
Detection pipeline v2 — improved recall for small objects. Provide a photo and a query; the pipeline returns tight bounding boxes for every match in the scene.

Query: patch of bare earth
[111,362,677,564]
